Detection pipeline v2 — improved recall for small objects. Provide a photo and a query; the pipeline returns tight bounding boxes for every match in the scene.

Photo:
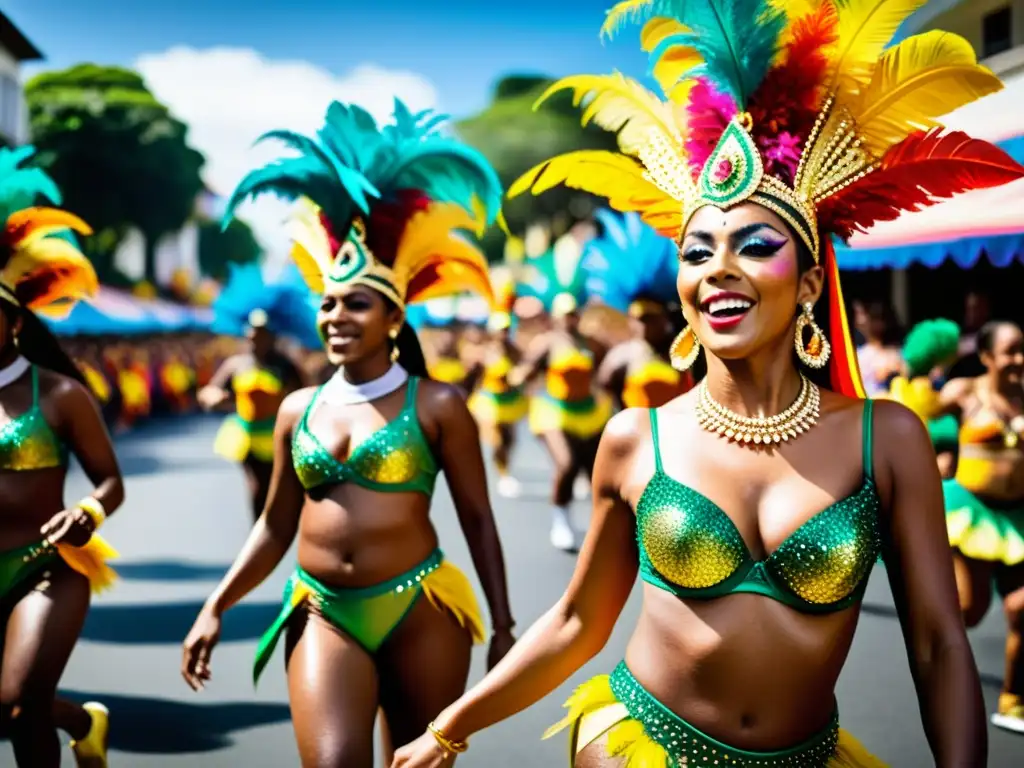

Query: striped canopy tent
[836,77,1024,271]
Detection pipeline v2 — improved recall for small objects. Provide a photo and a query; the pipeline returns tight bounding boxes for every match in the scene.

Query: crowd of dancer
[4,1,1024,767]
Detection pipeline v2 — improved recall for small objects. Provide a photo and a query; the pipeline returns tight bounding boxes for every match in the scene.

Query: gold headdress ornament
[509,0,1024,398]
[0,147,97,318]
[224,100,503,313]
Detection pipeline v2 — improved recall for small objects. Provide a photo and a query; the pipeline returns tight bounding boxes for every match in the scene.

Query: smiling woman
[181,98,516,768]
[392,0,1024,767]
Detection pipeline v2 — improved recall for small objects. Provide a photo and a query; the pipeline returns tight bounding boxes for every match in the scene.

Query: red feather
[820,129,1024,240]
[366,189,431,268]
[749,1,838,181]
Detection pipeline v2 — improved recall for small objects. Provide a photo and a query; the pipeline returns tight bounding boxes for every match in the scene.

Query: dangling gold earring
[669,325,701,372]
[794,302,830,369]
[389,327,400,363]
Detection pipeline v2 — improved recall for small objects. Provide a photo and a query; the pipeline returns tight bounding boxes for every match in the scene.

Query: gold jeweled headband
[639,99,876,262]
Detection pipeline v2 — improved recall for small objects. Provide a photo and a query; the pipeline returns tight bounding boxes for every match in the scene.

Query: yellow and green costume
[213,367,282,463]
[0,148,117,595]
[255,548,483,682]
[945,420,1024,566]
[224,98,502,681]
[530,349,612,438]
[550,663,885,768]
[498,0,1024,756]
[469,355,528,426]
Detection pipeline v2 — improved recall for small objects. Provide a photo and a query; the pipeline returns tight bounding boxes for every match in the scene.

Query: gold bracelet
[77,497,107,530]
[427,721,468,754]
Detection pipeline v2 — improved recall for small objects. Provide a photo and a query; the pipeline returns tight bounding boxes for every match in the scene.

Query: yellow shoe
[991,692,1024,735]
[70,702,109,767]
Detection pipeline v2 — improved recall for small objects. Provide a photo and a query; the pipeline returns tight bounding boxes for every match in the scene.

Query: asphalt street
[0,415,1019,766]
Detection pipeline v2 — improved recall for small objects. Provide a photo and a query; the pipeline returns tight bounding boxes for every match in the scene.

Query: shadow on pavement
[82,600,281,644]
[57,690,291,753]
[117,454,221,477]
[115,560,231,582]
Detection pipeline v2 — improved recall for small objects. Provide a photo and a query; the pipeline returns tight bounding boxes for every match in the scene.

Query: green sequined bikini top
[637,400,880,613]
[0,367,68,471]
[292,376,438,497]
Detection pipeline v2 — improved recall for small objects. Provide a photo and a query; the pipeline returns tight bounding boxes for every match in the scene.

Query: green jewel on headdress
[698,116,764,208]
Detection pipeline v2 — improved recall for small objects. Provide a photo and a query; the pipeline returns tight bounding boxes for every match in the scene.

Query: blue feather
[581,210,678,312]
[212,262,321,348]
[648,0,784,107]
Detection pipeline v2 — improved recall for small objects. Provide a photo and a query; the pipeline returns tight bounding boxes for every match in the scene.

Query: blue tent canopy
[46,288,213,336]
[836,136,1024,271]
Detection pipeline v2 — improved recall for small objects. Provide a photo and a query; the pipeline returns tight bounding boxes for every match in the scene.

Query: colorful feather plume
[227,98,502,272]
[819,129,1024,238]
[0,148,97,317]
[230,99,502,309]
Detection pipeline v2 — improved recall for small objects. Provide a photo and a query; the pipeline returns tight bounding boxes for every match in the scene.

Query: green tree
[25,64,205,283]
[197,218,263,280]
[456,74,619,257]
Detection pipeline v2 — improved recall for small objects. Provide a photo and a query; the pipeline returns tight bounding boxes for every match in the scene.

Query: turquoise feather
[224,98,502,238]
[648,0,784,107]
[0,146,63,225]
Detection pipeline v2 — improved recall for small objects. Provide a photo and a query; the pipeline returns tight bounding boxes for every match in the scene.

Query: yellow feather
[600,0,655,40]
[640,19,702,104]
[395,202,493,304]
[769,0,822,17]
[542,675,617,740]
[606,720,671,768]
[6,237,98,314]
[828,0,930,100]
[6,207,92,245]
[854,31,1003,154]
[535,73,680,156]
[287,198,332,294]
[507,150,681,239]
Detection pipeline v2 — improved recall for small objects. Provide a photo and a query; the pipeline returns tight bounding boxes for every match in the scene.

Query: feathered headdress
[225,99,502,311]
[211,262,321,349]
[0,146,96,318]
[582,209,678,314]
[509,0,1024,397]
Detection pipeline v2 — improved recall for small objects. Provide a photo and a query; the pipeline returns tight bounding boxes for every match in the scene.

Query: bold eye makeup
[680,244,714,263]
[738,235,788,257]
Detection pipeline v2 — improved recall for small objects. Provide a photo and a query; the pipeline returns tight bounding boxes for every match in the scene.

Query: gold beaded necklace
[695,373,820,444]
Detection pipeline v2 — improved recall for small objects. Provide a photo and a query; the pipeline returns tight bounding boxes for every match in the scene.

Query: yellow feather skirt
[545,675,887,767]
[421,560,486,644]
[56,535,119,594]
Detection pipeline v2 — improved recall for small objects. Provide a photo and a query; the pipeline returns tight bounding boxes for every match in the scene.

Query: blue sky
[3,0,655,262]
[5,0,649,118]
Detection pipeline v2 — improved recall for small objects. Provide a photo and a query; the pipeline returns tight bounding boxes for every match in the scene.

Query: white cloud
[134,46,439,271]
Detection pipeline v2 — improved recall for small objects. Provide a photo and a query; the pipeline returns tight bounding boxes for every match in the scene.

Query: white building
[901,0,1023,78]
[0,12,42,147]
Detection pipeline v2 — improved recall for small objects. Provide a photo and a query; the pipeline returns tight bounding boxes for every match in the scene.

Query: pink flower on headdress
[712,158,734,184]
[761,132,802,181]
